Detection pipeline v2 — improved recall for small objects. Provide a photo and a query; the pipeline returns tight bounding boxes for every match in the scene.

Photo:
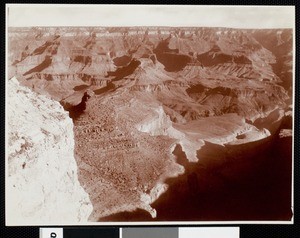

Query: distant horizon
[7,5,295,29]
[8,26,294,30]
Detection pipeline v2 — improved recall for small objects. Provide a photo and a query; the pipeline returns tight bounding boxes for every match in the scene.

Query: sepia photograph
[6,4,294,225]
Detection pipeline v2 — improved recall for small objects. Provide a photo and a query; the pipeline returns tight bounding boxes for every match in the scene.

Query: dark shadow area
[197,52,230,67]
[106,59,141,80]
[44,74,53,81]
[154,37,191,72]
[80,73,93,83]
[252,108,284,133]
[151,131,292,221]
[197,45,251,67]
[31,41,52,55]
[73,84,89,91]
[102,119,292,221]
[206,86,238,97]
[74,55,92,65]
[197,45,231,66]
[280,114,293,130]
[84,37,96,50]
[60,92,90,120]
[186,84,206,95]
[154,36,177,54]
[236,134,246,139]
[113,55,132,67]
[23,56,52,76]
[12,47,30,66]
[156,53,191,72]
[93,82,116,95]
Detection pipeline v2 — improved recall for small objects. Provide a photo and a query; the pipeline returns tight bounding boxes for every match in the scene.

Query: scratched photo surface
[6,5,294,225]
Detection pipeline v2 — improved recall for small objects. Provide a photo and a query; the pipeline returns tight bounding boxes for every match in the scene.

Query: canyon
[7,26,293,222]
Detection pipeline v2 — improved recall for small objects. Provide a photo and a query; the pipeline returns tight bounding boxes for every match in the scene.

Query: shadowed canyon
[7,26,293,223]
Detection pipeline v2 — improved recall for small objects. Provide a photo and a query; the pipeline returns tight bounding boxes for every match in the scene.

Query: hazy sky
[7,4,295,29]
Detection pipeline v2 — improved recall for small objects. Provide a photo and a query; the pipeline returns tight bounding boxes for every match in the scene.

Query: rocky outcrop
[72,95,184,221]
[7,77,92,225]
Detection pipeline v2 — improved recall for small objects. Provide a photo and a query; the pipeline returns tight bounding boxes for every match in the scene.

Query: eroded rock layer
[8,26,293,221]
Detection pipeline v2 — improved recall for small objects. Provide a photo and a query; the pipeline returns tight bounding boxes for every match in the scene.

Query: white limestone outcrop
[7,77,93,225]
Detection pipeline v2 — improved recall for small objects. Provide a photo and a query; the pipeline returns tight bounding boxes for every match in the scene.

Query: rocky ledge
[7,77,93,225]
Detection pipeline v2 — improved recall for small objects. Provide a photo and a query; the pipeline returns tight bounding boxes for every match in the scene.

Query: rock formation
[7,77,93,225]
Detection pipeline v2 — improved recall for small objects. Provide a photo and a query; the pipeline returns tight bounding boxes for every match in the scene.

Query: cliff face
[7,77,93,225]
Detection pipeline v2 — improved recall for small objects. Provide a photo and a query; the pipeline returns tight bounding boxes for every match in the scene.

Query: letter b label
[40,228,63,238]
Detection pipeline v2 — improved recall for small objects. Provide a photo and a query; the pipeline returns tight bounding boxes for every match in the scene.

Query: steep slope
[7,77,93,225]
[73,92,184,221]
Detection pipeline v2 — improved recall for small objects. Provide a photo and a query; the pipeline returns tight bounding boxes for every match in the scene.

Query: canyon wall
[7,77,92,225]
